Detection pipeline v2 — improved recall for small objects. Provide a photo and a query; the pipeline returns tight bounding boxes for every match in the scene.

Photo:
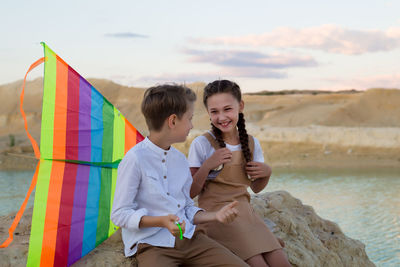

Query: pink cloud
[325,73,400,90]
[192,25,400,55]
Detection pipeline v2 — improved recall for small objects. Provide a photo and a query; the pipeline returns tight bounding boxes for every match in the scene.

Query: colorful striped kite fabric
[26,43,144,266]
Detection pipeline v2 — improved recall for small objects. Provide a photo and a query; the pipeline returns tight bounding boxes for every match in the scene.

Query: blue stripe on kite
[82,87,104,256]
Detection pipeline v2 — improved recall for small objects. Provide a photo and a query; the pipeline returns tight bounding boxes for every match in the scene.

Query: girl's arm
[246,162,272,193]
[193,201,238,224]
[190,166,210,198]
[190,148,233,198]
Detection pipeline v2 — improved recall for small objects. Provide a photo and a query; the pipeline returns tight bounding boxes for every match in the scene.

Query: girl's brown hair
[203,80,252,162]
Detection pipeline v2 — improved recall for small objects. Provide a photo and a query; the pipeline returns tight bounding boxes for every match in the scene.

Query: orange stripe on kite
[124,118,137,154]
[40,161,66,266]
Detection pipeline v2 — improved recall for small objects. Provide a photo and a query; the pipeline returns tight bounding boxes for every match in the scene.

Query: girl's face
[206,93,244,134]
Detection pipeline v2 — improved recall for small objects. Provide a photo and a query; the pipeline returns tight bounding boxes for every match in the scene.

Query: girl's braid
[211,123,226,148]
[237,112,252,162]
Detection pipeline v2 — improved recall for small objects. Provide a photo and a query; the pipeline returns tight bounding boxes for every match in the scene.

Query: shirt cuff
[185,206,204,224]
[127,208,148,231]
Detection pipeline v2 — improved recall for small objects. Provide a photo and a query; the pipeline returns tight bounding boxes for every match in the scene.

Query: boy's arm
[111,154,148,231]
[140,214,184,238]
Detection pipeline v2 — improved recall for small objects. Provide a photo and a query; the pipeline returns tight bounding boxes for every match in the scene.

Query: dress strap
[203,132,220,150]
[203,132,255,160]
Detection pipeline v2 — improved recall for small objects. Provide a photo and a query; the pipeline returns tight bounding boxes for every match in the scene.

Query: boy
[111,85,248,266]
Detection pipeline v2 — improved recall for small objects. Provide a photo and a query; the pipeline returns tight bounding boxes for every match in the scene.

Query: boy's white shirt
[187,130,265,168]
[111,137,202,257]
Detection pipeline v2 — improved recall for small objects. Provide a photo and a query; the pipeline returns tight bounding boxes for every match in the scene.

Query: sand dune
[1,78,399,169]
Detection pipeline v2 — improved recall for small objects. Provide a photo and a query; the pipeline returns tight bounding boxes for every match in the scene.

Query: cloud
[112,68,287,87]
[111,49,317,85]
[325,73,400,90]
[135,69,287,84]
[192,25,400,55]
[136,72,220,83]
[104,32,149,39]
[184,49,317,69]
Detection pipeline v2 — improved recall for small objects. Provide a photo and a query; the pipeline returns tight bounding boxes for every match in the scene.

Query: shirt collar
[143,137,171,156]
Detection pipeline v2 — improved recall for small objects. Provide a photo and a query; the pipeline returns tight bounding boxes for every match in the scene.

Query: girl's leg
[262,249,291,267]
[246,254,269,267]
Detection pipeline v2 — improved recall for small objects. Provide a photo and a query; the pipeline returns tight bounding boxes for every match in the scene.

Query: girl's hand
[204,148,232,170]
[215,201,239,223]
[161,215,186,237]
[245,162,271,180]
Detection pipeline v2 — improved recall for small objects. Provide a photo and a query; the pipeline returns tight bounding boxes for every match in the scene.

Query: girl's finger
[222,159,231,164]
[232,208,239,215]
[246,165,260,170]
[252,173,265,179]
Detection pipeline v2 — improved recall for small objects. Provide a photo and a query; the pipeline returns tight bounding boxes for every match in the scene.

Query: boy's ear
[167,114,177,128]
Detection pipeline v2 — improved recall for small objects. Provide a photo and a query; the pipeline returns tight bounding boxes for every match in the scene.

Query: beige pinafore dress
[198,133,281,260]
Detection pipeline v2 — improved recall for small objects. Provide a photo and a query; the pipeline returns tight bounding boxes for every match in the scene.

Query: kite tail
[20,57,44,159]
[0,57,44,248]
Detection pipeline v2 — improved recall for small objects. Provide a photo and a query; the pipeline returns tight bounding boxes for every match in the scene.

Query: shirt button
[167,192,170,195]
[162,159,165,163]
[164,152,167,155]
[177,204,180,208]
[164,176,167,179]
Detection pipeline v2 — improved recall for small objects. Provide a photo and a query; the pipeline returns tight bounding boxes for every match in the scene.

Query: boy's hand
[161,215,186,238]
[245,162,271,180]
[205,148,232,170]
[216,201,239,224]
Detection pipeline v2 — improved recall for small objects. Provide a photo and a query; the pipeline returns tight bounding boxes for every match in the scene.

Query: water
[1,169,399,266]
[0,170,35,216]
[260,167,400,267]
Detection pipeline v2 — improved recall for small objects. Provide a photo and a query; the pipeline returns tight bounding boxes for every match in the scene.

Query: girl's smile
[206,92,244,135]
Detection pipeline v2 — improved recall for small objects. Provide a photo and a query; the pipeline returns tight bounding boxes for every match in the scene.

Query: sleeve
[187,136,207,168]
[252,137,265,163]
[111,152,148,231]
[182,165,203,223]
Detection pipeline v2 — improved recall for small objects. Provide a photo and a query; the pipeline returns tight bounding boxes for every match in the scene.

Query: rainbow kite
[0,42,144,266]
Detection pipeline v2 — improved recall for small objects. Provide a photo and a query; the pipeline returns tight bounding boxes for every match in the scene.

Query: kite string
[0,57,44,248]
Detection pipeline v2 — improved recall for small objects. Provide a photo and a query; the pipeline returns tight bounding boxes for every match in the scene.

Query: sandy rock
[0,191,374,267]
[251,191,375,267]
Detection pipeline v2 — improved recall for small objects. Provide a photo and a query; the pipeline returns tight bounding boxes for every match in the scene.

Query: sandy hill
[1,78,400,157]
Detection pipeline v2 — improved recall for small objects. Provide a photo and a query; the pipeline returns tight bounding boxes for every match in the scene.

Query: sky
[1,0,400,92]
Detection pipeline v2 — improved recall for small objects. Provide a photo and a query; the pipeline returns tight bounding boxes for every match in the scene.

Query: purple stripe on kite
[65,67,80,160]
[67,164,91,266]
[78,77,92,161]
[67,77,92,265]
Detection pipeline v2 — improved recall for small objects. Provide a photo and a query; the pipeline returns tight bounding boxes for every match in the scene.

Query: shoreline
[2,126,399,171]
[2,141,399,171]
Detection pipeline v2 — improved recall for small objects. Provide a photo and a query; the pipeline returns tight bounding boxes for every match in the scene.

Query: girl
[188,80,291,267]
